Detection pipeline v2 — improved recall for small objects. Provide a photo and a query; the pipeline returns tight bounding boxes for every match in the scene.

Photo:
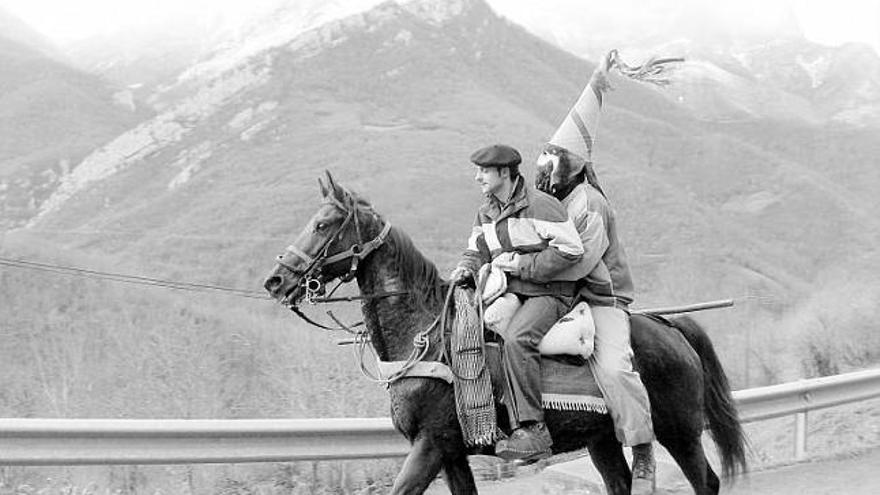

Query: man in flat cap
[451,144,587,461]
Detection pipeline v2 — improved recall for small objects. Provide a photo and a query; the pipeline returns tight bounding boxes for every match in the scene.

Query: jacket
[457,176,586,297]
[562,182,634,308]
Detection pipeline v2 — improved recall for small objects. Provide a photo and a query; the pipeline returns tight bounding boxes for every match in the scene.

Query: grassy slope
[0,236,387,420]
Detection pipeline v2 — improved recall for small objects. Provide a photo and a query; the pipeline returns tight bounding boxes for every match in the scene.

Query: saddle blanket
[485,342,607,413]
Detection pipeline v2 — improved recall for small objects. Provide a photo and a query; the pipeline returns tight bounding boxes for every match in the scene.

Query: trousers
[501,294,570,426]
[588,305,655,446]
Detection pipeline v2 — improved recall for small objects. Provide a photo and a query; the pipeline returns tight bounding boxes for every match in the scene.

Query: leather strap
[377,360,454,384]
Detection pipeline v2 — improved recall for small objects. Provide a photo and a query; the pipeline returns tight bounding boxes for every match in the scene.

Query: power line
[22,228,290,243]
[0,256,270,300]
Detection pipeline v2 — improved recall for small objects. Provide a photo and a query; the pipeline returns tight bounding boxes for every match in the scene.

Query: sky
[1,0,879,55]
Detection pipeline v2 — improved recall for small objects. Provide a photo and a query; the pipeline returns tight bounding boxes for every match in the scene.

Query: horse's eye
[315,222,327,232]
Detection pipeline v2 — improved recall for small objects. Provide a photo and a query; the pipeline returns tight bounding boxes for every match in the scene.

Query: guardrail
[1,368,878,465]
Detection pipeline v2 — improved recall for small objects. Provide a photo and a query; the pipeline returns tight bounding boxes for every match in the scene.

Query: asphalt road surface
[425,447,880,494]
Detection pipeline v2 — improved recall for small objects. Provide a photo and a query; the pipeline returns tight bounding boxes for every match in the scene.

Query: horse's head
[535,144,589,200]
[264,170,384,307]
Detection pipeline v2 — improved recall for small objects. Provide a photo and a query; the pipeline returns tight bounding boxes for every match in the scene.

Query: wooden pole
[633,298,734,316]
[337,299,735,344]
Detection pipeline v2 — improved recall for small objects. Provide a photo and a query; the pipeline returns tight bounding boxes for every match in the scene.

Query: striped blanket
[450,288,496,447]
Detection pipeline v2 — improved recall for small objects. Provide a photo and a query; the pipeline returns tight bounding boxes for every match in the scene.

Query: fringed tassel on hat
[606,49,684,87]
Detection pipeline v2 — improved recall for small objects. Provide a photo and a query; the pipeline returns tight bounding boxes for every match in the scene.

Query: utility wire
[0,256,270,300]
[23,228,290,242]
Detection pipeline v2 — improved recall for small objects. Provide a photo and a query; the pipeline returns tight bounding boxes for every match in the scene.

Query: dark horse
[264,171,746,494]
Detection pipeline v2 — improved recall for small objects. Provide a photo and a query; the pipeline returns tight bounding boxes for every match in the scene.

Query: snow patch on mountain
[173,0,384,84]
[388,29,413,47]
[729,48,753,72]
[797,54,831,89]
[227,101,279,131]
[668,58,821,123]
[168,141,213,190]
[172,0,479,85]
[400,0,469,25]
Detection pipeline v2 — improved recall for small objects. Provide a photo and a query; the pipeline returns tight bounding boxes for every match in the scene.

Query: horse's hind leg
[585,428,631,495]
[390,436,444,495]
[441,453,478,495]
[663,436,719,495]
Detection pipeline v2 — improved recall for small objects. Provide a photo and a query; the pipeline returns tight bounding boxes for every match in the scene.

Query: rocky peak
[397,0,490,25]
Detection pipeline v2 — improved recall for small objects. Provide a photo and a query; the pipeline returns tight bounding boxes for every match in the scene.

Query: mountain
[8,0,880,383]
[652,38,880,127]
[60,0,390,108]
[0,7,147,228]
[493,0,880,128]
[0,5,59,59]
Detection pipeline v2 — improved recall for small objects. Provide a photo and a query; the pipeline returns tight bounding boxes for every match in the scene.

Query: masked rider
[535,54,657,493]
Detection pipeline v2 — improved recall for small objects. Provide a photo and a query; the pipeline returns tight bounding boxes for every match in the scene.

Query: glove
[449,266,475,287]
[491,252,521,275]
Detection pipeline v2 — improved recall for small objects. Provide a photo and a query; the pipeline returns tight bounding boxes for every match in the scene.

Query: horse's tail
[672,315,748,480]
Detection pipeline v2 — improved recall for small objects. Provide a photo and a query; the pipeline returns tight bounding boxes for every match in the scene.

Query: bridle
[272,191,456,386]
[276,193,393,311]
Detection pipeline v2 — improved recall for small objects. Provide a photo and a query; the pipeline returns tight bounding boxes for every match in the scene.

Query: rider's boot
[631,442,656,494]
[495,421,552,463]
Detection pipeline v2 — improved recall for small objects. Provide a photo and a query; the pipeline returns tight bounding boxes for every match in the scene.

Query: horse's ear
[323,170,346,202]
[318,176,330,198]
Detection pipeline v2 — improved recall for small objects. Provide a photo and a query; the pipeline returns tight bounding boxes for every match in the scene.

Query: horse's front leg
[390,435,444,495]
[441,452,478,495]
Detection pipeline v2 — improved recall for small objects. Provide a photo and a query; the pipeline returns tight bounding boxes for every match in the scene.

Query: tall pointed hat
[546,50,684,168]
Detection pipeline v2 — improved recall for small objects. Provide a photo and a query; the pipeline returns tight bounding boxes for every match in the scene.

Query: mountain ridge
[5,0,878,354]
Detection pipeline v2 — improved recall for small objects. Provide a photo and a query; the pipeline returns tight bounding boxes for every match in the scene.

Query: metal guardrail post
[795,411,808,460]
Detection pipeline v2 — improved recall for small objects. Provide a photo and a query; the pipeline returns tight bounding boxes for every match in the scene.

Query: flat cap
[470,144,522,168]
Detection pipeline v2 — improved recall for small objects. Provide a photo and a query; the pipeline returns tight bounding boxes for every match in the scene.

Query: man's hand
[491,252,521,275]
[449,266,475,286]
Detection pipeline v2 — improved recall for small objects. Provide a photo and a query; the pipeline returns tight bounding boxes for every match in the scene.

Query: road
[425,447,880,494]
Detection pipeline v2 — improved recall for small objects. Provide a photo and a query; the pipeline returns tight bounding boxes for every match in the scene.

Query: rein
[288,288,411,333]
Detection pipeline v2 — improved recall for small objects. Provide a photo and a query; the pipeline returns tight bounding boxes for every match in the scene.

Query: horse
[263,171,747,495]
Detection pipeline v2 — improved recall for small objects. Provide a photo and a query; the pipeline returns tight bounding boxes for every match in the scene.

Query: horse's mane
[384,225,447,308]
[342,188,447,309]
